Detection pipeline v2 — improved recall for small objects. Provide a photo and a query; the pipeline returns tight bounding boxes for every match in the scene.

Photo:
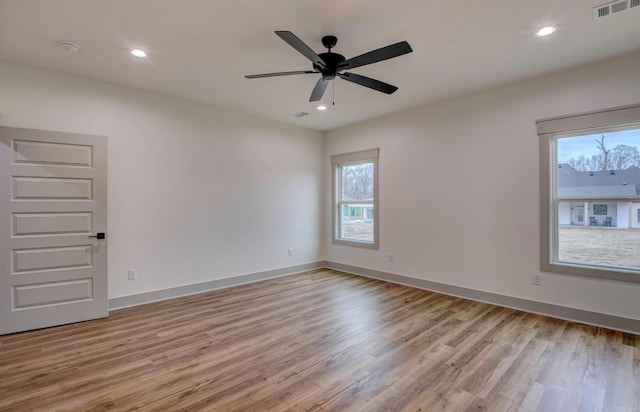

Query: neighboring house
[557,164,640,228]
[342,204,374,222]
[341,194,374,222]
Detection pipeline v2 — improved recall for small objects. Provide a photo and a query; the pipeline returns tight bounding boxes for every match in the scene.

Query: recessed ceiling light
[130,49,147,58]
[535,26,557,37]
[317,105,327,111]
[59,41,80,53]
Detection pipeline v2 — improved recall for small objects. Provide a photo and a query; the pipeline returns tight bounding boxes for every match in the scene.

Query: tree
[567,154,599,172]
[342,163,373,200]
[564,135,640,172]
[609,144,640,170]
[595,135,610,170]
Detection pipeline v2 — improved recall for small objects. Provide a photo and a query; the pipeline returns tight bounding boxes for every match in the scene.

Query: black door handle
[89,233,105,239]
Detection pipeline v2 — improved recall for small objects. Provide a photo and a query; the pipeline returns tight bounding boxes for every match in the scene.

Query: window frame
[538,104,640,283]
[331,148,379,249]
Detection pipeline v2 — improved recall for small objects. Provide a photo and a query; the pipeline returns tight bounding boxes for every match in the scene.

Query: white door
[0,126,107,335]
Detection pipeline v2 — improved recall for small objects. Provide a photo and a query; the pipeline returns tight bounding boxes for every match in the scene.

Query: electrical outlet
[532,273,542,286]
[128,270,137,281]
[388,254,395,263]
[288,248,293,256]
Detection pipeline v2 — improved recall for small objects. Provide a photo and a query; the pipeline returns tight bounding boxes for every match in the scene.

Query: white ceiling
[1,0,639,131]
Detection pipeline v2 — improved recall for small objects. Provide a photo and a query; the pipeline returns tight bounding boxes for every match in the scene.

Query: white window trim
[537,103,640,283]
[331,148,379,249]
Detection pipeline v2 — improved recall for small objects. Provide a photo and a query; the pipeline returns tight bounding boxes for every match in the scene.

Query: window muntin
[331,149,379,249]
[538,104,640,283]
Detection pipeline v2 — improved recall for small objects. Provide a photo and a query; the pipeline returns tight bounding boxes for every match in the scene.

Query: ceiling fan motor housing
[315,52,346,79]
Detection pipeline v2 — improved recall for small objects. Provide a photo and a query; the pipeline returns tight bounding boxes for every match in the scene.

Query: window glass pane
[341,163,374,201]
[555,126,640,271]
[340,203,374,242]
[332,149,378,249]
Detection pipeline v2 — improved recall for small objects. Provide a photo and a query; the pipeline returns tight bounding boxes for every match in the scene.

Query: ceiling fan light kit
[245,31,413,102]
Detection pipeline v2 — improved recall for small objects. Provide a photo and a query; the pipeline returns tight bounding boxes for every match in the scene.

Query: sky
[556,127,640,163]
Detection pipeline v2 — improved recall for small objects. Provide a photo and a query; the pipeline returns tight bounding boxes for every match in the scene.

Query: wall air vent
[593,0,637,19]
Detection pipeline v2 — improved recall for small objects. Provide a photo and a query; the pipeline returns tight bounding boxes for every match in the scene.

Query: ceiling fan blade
[338,41,412,71]
[245,70,317,79]
[275,31,327,69]
[310,78,329,102]
[338,72,398,94]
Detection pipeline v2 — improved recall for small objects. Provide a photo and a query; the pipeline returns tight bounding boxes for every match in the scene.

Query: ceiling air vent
[594,4,611,18]
[593,0,636,19]
[292,111,309,118]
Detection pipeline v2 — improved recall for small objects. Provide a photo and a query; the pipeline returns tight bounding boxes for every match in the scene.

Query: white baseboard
[108,262,325,310]
[325,261,640,335]
[109,260,640,334]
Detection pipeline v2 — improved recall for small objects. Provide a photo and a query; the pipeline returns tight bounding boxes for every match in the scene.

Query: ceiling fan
[245,31,413,102]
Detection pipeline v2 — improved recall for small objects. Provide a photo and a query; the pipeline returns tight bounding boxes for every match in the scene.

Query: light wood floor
[1,269,638,411]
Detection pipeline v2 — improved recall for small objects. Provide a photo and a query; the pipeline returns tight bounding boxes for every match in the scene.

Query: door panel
[0,126,107,335]
[12,140,93,167]
[12,245,93,273]
[12,177,93,200]
[12,212,93,236]
[13,278,93,309]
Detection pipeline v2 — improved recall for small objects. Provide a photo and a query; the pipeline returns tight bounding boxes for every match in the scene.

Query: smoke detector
[593,0,640,19]
[59,41,80,53]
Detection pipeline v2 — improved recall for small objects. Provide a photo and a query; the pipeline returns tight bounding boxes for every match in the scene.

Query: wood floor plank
[1,269,638,411]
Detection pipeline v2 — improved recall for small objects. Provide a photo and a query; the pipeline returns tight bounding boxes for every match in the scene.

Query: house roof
[557,164,640,199]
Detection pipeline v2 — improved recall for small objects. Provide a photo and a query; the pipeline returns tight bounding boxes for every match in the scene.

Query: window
[538,104,640,282]
[593,204,607,215]
[331,149,379,249]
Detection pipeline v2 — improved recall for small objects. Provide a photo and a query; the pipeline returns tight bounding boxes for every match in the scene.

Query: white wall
[3,51,640,321]
[325,52,640,320]
[0,61,324,299]
[616,202,628,228]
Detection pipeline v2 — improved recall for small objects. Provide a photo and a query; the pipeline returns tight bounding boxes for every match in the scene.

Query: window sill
[332,238,379,250]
